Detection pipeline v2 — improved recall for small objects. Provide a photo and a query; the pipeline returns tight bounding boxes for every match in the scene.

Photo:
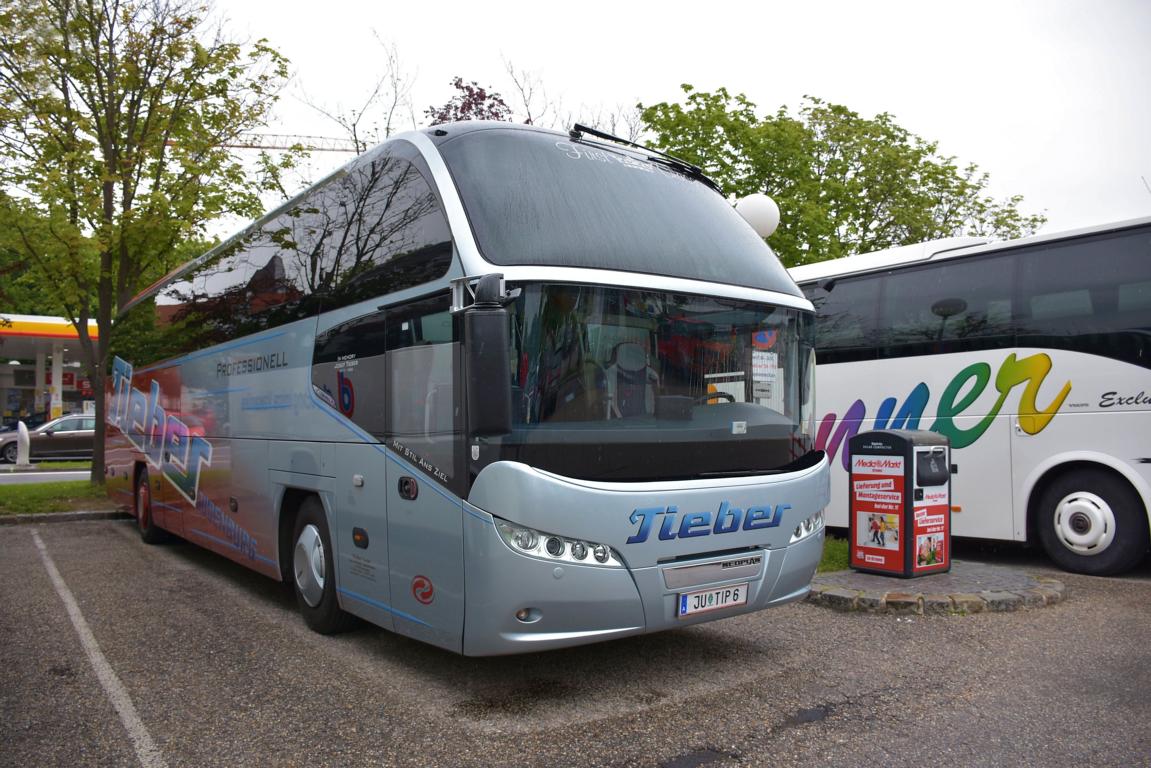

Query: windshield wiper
[568,123,720,192]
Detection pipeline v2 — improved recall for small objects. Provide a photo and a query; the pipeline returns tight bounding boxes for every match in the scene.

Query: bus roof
[788,214,1151,284]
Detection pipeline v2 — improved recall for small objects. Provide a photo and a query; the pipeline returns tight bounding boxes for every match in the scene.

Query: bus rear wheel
[292,496,355,634]
[135,468,169,544]
[1036,468,1149,576]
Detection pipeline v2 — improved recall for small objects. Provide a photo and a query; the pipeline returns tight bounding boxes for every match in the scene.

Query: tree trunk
[89,358,107,487]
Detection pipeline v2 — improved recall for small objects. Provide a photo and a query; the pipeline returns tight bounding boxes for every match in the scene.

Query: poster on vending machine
[912,486,950,572]
[849,454,905,572]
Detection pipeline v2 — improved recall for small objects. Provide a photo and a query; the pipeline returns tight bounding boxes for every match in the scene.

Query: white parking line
[31,529,167,768]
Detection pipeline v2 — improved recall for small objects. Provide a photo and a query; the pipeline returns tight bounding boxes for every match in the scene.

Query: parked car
[0,414,95,463]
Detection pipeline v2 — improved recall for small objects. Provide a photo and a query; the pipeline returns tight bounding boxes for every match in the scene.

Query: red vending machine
[848,430,952,578]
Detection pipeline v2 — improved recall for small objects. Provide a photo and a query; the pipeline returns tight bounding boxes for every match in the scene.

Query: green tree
[0,0,289,482]
[640,86,1046,267]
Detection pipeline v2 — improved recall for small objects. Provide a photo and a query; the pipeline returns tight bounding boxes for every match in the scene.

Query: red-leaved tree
[426,77,513,124]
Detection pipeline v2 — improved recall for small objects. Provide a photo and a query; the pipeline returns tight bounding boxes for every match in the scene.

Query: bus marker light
[353,528,369,549]
[951,506,962,513]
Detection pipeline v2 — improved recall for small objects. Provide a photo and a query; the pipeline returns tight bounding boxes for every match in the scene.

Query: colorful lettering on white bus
[816,352,1072,467]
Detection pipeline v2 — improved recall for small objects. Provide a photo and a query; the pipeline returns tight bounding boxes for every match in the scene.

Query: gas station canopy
[0,314,100,420]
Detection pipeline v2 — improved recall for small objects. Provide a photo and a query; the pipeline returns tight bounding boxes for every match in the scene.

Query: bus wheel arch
[277,488,312,583]
[1028,462,1150,576]
[133,462,168,544]
[281,490,356,634]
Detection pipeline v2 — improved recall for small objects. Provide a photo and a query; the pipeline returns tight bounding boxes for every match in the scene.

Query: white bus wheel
[292,496,356,635]
[1036,469,1149,576]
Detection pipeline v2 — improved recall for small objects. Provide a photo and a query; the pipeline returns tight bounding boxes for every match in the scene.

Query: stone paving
[809,559,1068,614]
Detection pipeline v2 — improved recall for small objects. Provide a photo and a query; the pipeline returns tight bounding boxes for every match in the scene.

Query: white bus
[105,122,830,655]
[790,217,1151,575]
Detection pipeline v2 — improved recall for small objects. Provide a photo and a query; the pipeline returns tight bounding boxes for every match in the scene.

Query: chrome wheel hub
[294,524,326,607]
[1053,490,1114,556]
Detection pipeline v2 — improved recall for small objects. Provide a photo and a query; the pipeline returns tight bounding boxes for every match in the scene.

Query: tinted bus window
[879,253,1014,359]
[312,311,388,437]
[804,276,881,363]
[145,145,451,363]
[384,294,462,493]
[1016,227,1151,368]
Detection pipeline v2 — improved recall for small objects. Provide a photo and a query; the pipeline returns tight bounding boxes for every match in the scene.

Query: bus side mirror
[464,279,512,437]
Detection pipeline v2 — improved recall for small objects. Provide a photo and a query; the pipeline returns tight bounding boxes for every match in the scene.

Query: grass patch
[818,533,850,573]
[30,460,93,471]
[0,480,118,515]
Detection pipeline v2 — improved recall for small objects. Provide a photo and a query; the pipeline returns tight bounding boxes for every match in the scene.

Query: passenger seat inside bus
[606,341,659,418]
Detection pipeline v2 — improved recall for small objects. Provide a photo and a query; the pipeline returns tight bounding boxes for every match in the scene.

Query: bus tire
[1036,468,1149,576]
[135,468,168,545]
[292,496,355,634]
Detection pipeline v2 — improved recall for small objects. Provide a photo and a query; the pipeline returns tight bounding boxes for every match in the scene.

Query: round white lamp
[735,193,781,238]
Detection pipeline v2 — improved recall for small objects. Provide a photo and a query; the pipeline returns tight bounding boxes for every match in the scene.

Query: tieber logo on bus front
[626,501,788,544]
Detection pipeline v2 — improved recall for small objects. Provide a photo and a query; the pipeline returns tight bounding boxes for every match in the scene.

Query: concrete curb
[807,575,1069,614]
[0,510,131,526]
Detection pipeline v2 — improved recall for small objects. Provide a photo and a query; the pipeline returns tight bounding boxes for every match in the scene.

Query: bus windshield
[437,127,802,296]
[489,283,817,482]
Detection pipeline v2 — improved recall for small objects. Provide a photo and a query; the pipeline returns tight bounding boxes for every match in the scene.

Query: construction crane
[224,133,361,153]
[168,134,361,153]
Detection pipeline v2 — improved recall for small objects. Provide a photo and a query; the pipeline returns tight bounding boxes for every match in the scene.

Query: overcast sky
[224,0,1151,236]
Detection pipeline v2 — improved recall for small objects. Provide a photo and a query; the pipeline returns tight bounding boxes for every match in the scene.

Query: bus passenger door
[383,295,466,654]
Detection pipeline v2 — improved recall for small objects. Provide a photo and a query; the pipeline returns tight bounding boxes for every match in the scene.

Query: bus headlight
[496,519,623,567]
[512,528,538,550]
[789,510,825,544]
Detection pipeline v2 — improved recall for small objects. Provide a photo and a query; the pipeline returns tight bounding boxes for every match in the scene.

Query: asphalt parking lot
[2,520,1148,768]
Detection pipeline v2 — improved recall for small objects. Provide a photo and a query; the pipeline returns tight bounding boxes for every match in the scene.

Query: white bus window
[1030,289,1092,321]
[1017,227,1151,357]
[880,254,1014,356]
[1118,280,1151,313]
[804,276,880,363]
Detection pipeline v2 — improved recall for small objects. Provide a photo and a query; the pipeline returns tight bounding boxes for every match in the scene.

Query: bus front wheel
[292,496,355,634]
[1036,468,1149,576]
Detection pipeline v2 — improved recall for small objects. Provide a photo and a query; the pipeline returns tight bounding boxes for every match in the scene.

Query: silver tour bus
[105,122,829,655]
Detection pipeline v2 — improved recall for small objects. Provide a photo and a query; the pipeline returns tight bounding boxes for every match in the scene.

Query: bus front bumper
[461,514,824,656]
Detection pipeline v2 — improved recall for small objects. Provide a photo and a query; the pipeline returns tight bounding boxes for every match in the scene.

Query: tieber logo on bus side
[626,501,788,544]
[109,356,212,504]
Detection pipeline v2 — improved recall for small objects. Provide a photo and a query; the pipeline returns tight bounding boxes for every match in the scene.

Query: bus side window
[805,276,880,364]
[1016,226,1151,367]
[879,254,1014,359]
[311,311,388,438]
[317,152,453,313]
[384,294,463,491]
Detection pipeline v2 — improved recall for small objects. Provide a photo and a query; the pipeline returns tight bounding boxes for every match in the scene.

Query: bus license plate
[678,583,748,618]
